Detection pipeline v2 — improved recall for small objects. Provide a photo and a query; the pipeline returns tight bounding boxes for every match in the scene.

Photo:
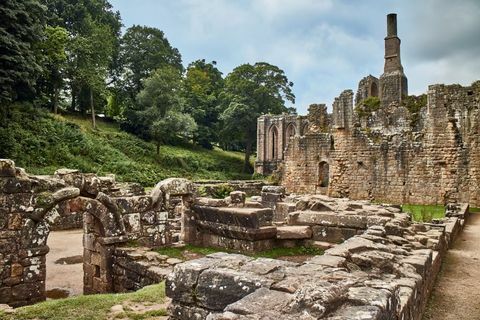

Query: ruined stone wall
[282,134,332,194]
[329,83,480,206]
[0,160,184,307]
[166,200,466,319]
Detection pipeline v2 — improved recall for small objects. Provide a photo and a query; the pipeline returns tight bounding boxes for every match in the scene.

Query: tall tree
[37,26,68,113]
[0,0,45,115]
[136,66,196,153]
[220,62,295,173]
[40,0,122,118]
[183,59,224,149]
[120,25,182,102]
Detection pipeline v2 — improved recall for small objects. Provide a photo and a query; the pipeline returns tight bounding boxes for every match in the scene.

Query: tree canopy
[220,62,296,172]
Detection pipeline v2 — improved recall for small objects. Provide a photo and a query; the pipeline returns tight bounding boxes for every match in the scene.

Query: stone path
[46,229,84,298]
[424,213,480,320]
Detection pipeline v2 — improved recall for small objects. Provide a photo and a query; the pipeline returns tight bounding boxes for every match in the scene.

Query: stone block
[0,160,16,177]
[289,211,367,229]
[229,191,246,207]
[276,226,312,239]
[311,226,359,243]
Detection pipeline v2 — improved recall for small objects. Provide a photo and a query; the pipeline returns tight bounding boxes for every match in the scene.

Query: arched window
[286,123,296,139]
[268,125,279,160]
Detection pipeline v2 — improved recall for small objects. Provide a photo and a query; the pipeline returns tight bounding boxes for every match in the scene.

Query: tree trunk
[243,140,253,174]
[90,87,96,129]
[156,142,160,155]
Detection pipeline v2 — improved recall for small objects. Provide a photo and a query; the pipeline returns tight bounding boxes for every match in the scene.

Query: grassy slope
[1,105,251,186]
[0,283,166,320]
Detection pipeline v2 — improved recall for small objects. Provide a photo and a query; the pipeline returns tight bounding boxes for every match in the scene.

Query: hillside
[0,104,252,186]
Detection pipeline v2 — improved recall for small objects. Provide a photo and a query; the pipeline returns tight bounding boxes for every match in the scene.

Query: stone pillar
[379,13,408,107]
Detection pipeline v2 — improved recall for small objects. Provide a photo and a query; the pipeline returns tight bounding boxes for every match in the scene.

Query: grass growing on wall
[0,104,253,186]
[401,204,445,222]
[0,283,167,320]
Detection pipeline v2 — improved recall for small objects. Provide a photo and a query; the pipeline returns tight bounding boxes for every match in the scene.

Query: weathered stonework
[256,14,480,207]
[166,199,468,319]
[0,160,196,307]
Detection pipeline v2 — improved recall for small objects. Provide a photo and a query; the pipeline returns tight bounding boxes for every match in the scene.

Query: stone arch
[268,125,279,160]
[370,82,378,97]
[285,123,296,140]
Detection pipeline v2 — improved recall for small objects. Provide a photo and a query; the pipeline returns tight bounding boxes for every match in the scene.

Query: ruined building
[255,13,480,207]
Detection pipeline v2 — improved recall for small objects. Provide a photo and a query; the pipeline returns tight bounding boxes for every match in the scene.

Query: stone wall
[282,134,333,194]
[166,201,466,320]
[329,83,480,206]
[0,160,192,307]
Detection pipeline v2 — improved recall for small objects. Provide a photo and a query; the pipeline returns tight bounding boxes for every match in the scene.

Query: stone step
[276,226,312,239]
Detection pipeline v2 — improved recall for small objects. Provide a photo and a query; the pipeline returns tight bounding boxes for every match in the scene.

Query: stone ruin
[1,12,477,320]
[0,158,471,320]
[255,13,480,207]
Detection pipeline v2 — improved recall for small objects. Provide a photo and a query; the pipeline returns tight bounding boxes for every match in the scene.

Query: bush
[355,96,381,118]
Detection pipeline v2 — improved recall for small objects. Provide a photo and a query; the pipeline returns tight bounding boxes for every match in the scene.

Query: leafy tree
[37,26,68,113]
[220,62,295,173]
[136,66,196,153]
[183,59,224,149]
[40,0,122,119]
[0,0,45,115]
[120,25,182,102]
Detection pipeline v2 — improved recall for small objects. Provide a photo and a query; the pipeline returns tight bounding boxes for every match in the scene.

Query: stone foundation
[167,203,466,319]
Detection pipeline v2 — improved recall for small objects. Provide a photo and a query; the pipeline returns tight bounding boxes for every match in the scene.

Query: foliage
[211,184,234,199]
[219,62,295,173]
[36,26,68,113]
[0,0,45,108]
[183,59,224,149]
[119,25,182,102]
[401,204,445,222]
[150,110,197,153]
[402,94,427,127]
[41,0,122,116]
[355,96,381,118]
[0,104,251,186]
[0,283,166,320]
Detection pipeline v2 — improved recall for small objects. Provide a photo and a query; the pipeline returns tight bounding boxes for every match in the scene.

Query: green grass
[0,104,253,186]
[470,207,480,213]
[0,283,166,320]
[155,244,324,260]
[401,204,445,222]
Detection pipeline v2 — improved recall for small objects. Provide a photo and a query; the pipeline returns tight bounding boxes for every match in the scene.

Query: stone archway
[370,82,379,97]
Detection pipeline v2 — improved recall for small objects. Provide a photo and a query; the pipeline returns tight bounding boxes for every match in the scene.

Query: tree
[40,0,122,118]
[220,62,295,173]
[136,66,197,153]
[37,26,68,113]
[0,0,45,114]
[183,60,224,148]
[120,25,182,102]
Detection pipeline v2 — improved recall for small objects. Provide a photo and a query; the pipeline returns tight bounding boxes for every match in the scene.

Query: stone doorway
[316,161,330,194]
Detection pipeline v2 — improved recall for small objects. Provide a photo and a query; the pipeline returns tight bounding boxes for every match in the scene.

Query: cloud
[110,0,480,113]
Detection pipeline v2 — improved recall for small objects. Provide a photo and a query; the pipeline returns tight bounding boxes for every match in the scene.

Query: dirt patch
[46,288,70,299]
[46,229,84,297]
[423,213,480,320]
[55,255,83,265]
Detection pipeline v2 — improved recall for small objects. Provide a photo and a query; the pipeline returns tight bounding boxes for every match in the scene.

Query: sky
[109,0,480,114]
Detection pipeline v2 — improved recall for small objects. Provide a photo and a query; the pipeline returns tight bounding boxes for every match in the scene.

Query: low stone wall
[195,180,267,198]
[166,201,467,320]
[112,247,182,292]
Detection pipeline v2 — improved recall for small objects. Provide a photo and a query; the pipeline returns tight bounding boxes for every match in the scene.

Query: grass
[401,204,445,222]
[0,283,166,320]
[155,244,324,260]
[0,104,253,186]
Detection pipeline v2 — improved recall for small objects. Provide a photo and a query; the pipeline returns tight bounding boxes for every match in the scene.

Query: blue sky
[110,0,480,114]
